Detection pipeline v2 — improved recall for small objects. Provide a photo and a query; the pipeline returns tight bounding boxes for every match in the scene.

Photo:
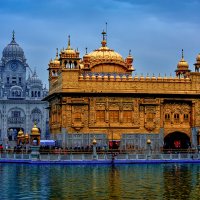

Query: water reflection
[0,164,200,199]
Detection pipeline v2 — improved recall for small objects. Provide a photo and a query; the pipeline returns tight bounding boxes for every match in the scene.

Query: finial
[102,30,106,41]
[129,49,131,55]
[85,47,88,54]
[68,35,71,48]
[105,22,108,43]
[182,49,184,59]
[101,30,107,47]
[12,30,15,41]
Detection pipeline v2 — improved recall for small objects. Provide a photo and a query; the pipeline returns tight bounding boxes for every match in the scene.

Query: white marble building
[0,32,49,143]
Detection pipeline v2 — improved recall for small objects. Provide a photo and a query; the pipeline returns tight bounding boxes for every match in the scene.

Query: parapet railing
[0,152,199,161]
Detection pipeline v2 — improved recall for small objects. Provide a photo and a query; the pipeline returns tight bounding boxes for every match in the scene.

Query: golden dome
[88,47,124,63]
[177,49,189,69]
[86,31,124,67]
[177,58,189,68]
[50,48,60,65]
[17,129,24,138]
[25,133,29,139]
[31,123,40,135]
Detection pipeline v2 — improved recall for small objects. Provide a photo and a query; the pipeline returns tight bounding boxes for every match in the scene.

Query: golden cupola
[82,48,90,70]
[194,53,200,72]
[31,122,40,136]
[17,129,24,138]
[125,50,134,71]
[177,50,189,70]
[48,48,60,82]
[82,31,133,74]
[60,35,79,59]
[17,129,25,145]
[60,35,80,69]
[51,48,60,66]
[176,49,190,78]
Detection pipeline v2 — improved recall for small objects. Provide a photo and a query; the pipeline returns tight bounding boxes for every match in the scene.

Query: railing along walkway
[0,151,199,162]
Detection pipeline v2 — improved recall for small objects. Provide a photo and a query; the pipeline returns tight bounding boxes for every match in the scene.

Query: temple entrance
[164,132,190,149]
[109,140,120,150]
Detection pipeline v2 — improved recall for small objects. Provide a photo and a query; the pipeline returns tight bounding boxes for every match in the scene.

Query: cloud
[0,0,200,87]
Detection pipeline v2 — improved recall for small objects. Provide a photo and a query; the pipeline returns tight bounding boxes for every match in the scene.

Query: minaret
[59,35,80,70]
[48,48,60,83]
[125,49,134,73]
[175,49,190,78]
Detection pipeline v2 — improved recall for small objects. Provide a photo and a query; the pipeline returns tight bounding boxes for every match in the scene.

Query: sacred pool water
[0,163,199,200]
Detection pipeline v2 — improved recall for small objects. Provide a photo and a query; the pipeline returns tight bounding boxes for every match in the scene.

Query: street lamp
[92,136,97,160]
[147,138,151,159]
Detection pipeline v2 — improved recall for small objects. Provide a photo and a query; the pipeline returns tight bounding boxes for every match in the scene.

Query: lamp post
[92,136,97,160]
[147,138,151,159]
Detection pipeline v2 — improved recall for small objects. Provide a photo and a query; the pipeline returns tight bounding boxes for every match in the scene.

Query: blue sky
[0,0,200,87]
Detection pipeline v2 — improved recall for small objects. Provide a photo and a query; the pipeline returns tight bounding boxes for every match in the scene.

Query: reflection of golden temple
[44,31,200,151]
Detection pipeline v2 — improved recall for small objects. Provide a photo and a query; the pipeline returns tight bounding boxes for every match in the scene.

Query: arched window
[69,60,72,69]
[74,61,77,68]
[174,113,180,121]
[184,113,189,121]
[165,113,170,121]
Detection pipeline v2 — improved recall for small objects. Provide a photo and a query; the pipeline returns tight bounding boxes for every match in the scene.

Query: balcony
[8,117,25,124]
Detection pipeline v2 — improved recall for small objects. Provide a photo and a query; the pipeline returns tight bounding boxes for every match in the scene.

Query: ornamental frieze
[144,105,157,132]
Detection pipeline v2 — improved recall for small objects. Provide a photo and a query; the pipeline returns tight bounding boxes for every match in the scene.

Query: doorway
[164,132,190,149]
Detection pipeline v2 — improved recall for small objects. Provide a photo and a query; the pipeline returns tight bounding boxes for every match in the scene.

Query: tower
[175,49,191,78]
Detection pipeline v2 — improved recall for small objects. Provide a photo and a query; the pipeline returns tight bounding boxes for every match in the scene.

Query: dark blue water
[0,163,200,200]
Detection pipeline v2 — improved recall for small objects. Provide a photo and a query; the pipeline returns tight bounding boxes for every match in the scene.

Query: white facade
[0,32,49,142]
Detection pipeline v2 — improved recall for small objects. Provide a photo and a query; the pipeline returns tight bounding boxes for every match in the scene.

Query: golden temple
[44,31,200,151]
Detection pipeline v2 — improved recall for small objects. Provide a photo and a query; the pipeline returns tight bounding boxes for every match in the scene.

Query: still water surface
[0,163,200,200]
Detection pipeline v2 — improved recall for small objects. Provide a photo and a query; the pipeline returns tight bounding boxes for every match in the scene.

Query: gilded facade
[45,32,200,151]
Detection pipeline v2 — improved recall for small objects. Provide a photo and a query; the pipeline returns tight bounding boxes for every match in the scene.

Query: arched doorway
[164,132,190,149]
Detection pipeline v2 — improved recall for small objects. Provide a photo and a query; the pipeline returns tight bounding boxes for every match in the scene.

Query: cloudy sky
[0,0,200,87]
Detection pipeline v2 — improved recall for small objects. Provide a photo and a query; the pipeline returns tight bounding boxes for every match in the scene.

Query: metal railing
[0,151,199,161]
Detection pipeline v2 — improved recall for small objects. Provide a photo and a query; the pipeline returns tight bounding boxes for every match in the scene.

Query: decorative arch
[164,131,191,149]
[10,85,23,98]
